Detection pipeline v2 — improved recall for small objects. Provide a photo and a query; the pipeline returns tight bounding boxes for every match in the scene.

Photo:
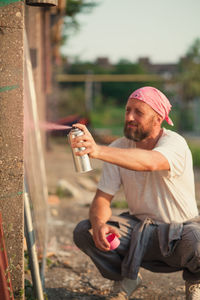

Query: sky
[61,0,200,64]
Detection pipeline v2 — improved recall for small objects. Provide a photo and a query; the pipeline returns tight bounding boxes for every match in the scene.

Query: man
[72,86,200,300]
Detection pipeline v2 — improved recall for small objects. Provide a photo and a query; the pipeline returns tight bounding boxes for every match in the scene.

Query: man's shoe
[185,281,200,300]
[108,274,142,300]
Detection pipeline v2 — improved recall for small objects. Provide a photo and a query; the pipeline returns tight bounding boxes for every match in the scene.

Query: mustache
[125,121,138,127]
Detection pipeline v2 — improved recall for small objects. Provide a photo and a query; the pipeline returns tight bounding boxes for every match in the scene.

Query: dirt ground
[44,139,200,300]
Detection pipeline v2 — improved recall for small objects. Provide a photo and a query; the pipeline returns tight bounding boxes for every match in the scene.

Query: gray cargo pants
[73,213,200,282]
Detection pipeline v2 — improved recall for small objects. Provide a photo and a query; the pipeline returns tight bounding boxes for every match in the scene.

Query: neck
[136,128,163,150]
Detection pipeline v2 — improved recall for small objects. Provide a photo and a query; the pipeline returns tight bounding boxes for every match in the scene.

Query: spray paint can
[68,127,92,173]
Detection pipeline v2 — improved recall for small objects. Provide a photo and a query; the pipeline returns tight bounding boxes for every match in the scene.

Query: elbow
[144,161,160,171]
[146,162,169,171]
[148,164,157,171]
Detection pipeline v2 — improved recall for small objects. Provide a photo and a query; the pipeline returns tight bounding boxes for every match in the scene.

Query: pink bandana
[129,86,173,126]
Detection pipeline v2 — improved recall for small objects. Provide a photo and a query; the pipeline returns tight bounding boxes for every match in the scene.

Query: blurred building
[138,57,178,79]
[95,57,113,70]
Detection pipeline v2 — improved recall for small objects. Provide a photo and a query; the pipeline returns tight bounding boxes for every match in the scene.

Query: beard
[124,119,154,142]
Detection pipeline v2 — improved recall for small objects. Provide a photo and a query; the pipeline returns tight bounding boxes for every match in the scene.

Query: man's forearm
[89,190,113,229]
[71,123,169,171]
[94,145,169,171]
[89,190,120,251]
[89,202,112,228]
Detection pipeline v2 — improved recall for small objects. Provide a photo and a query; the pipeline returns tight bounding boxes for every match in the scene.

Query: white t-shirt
[98,128,198,223]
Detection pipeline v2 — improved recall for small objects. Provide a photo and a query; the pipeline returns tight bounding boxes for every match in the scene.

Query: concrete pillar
[0,1,24,298]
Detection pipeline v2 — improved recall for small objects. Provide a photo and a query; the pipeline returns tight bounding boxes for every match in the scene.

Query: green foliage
[100,82,142,106]
[111,200,128,209]
[62,0,98,44]
[186,38,200,64]
[59,32,200,133]
[24,250,30,273]
[66,0,98,17]
[112,59,145,74]
[177,38,200,102]
[57,87,87,118]
[63,59,163,107]
[91,103,124,135]
[24,279,48,300]
[56,186,73,198]
[179,107,194,131]
[188,142,200,168]
[163,102,196,132]
[25,279,35,300]
[59,58,163,121]
[66,60,110,74]
[46,257,53,268]
[24,251,48,300]
[162,106,180,131]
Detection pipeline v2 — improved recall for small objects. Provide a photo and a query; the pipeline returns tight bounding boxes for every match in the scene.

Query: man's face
[124,98,157,142]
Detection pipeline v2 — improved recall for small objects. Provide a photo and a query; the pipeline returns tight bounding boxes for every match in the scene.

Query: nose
[126,111,135,122]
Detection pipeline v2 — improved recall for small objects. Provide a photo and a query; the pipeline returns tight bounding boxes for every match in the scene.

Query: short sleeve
[97,161,122,195]
[97,139,125,195]
[153,131,188,177]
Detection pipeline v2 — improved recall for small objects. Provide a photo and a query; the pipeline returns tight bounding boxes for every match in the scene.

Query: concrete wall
[0,1,24,298]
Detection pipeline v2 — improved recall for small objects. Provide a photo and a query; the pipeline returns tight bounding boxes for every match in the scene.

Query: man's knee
[73,219,91,248]
[192,242,200,267]
[194,241,200,254]
[183,242,200,281]
[180,224,200,271]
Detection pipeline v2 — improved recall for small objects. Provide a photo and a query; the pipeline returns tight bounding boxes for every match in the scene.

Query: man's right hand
[92,223,120,251]
[89,189,118,251]
[72,123,100,159]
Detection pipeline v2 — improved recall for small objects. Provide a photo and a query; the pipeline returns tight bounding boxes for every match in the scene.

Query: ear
[157,115,163,126]
[154,113,163,126]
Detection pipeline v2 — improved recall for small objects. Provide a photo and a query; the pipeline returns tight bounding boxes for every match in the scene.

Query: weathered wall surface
[0,1,24,298]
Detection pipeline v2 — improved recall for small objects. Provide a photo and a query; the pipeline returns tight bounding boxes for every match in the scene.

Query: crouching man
[72,86,200,300]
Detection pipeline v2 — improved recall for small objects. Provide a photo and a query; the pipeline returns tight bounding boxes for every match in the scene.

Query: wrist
[90,144,101,159]
[90,217,104,229]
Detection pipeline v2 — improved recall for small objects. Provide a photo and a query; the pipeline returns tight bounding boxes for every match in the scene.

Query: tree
[175,38,200,131]
[62,0,98,44]
[178,38,200,102]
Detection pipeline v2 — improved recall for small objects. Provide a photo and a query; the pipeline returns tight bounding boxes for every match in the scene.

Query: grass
[111,200,128,209]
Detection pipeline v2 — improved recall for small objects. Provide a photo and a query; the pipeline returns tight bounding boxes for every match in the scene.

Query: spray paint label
[68,128,92,173]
